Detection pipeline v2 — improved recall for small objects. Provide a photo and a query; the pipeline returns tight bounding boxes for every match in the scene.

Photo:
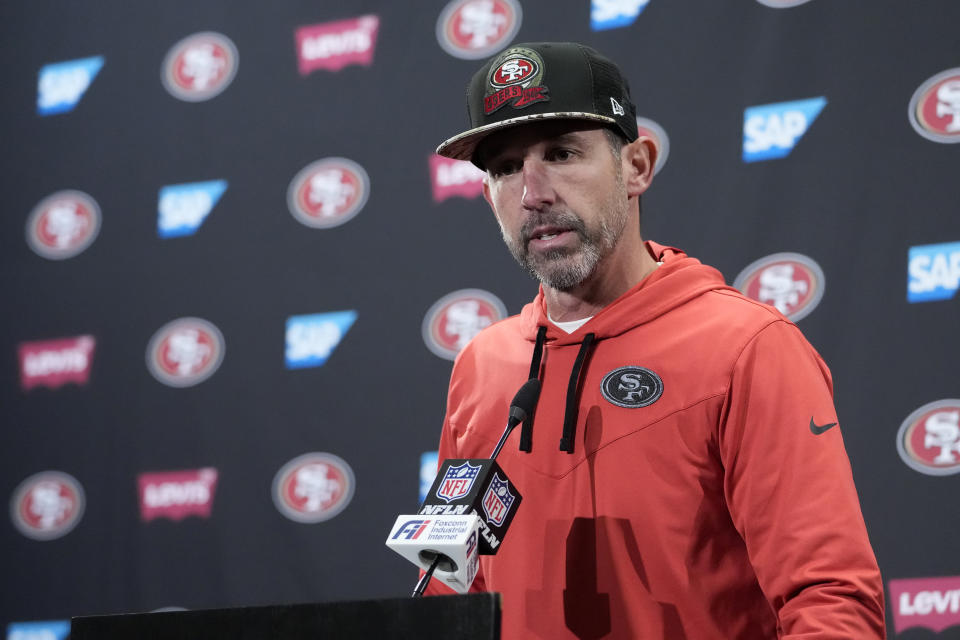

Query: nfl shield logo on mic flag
[436,461,481,503]
[482,473,515,526]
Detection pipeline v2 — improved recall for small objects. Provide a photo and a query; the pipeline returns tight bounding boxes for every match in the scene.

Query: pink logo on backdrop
[296,15,379,75]
[138,468,219,522]
[18,335,95,390]
[430,155,485,203]
[890,576,960,634]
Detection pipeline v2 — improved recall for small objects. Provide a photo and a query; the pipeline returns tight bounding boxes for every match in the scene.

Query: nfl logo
[435,461,481,503]
[482,473,515,527]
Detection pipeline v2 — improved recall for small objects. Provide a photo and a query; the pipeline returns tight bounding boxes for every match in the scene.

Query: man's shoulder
[462,312,527,354]
[700,287,792,331]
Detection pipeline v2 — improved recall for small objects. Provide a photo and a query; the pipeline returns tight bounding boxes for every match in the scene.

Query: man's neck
[543,238,659,322]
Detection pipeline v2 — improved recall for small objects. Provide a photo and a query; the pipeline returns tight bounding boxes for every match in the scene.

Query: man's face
[480,122,630,291]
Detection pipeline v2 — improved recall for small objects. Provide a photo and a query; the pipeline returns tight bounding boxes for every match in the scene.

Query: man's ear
[623,136,656,198]
[482,175,494,208]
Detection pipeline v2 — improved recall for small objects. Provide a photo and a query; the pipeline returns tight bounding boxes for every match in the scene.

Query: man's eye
[490,161,521,177]
[547,148,573,161]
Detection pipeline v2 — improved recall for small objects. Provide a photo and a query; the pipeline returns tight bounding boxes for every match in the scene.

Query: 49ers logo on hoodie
[601,366,664,408]
[733,252,825,322]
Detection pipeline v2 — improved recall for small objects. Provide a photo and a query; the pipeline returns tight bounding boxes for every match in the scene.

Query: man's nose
[520,160,555,211]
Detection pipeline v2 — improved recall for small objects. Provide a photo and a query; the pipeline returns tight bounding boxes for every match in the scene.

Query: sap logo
[157,180,227,238]
[419,451,439,503]
[591,0,650,31]
[742,97,826,162]
[285,311,357,369]
[6,620,71,640]
[37,56,104,116]
[908,241,960,303]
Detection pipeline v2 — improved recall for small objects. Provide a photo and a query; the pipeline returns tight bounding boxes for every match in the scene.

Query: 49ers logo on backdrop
[162,31,238,102]
[26,190,101,260]
[484,46,548,114]
[733,252,825,322]
[287,158,370,229]
[272,452,355,523]
[755,0,814,7]
[146,317,225,387]
[897,399,960,476]
[436,0,522,60]
[422,289,507,360]
[601,366,664,408]
[908,67,960,144]
[10,471,85,541]
[636,116,670,175]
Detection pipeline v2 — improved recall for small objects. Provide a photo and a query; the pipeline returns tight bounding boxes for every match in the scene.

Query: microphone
[386,378,541,595]
[491,378,541,460]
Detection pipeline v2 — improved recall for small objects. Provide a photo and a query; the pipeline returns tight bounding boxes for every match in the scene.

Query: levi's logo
[889,576,960,634]
[429,154,484,203]
[295,15,379,75]
[18,335,95,391]
[138,468,219,522]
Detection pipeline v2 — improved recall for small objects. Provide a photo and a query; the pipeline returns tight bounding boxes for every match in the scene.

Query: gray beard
[501,204,627,292]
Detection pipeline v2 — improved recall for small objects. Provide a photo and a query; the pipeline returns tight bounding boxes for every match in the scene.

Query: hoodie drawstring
[520,327,597,455]
[519,325,548,453]
[559,333,595,454]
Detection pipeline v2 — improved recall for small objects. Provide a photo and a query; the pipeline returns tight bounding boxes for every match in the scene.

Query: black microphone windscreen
[510,378,542,417]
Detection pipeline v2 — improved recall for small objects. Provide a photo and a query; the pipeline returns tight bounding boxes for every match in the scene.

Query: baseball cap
[436,42,638,168]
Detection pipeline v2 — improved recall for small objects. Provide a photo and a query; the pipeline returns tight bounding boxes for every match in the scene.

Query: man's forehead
[477,121,608,161]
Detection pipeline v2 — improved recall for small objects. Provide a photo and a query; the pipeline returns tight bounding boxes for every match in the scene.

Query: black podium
[71,593,500,639]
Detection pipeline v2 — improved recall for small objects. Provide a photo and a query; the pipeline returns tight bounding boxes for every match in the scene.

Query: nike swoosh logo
[810,418,838,435]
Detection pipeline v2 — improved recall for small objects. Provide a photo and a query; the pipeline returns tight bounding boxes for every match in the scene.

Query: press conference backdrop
[1,1,958,638]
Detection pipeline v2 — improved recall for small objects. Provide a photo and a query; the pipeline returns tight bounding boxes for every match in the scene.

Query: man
[429,42,885,639]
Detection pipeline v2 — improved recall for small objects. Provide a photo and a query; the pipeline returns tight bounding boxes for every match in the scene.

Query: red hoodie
[427,243,885,639]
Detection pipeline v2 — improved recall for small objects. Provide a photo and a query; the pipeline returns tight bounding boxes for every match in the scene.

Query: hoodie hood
[513,241,739,453]
[518,241,738,344]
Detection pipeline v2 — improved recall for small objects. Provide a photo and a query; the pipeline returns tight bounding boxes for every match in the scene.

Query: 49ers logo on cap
[26,190,101,260]
[146,317,225,387]
[436,0,522,61]
[272,452,355,523]
[10,471,85,540]
[484,46,549,115]
[908,67,960,143]
[897,399,960,476]
[733,252,825,322]
[422,288,507,360]
[162,31,238,102]
[287,158,370,229]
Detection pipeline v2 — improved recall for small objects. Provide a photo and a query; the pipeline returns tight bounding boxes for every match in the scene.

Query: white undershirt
[546,262,663,334]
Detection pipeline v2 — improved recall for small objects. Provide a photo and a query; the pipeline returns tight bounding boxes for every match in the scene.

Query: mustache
[519,210,587,244]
